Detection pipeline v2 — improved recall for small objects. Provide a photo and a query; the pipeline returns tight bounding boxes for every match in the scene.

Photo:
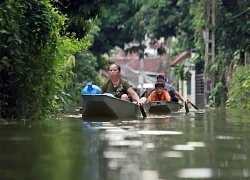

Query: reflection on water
[1,109,250,179]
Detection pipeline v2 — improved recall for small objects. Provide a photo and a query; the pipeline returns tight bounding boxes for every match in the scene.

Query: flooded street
[1,109,250,180]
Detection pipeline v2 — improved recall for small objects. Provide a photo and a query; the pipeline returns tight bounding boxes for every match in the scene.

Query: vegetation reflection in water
[1,109,250,180]
[0,119,86,180]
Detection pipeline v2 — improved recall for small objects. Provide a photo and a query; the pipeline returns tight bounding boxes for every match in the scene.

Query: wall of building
[172,66,196,105]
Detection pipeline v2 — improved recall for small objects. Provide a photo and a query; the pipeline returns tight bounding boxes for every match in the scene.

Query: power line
[226,9,249,21]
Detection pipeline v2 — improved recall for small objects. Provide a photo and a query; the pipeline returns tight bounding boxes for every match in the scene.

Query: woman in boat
[100,64,143,106]
[146,82,171,102]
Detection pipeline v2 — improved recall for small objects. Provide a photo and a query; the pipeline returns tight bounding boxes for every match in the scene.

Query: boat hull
[144,101,182,115]
[82,94,141,118]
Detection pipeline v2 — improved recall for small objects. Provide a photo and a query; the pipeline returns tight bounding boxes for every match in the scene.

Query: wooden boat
[143,101,182,115]
[82,94,141,118]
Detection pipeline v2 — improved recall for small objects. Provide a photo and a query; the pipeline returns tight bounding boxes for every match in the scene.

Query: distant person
[146,82,171,102]
[100,64,143,106]
[156,74,187,104]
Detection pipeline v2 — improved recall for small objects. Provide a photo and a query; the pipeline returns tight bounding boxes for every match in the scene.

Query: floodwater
[1,108,250,180]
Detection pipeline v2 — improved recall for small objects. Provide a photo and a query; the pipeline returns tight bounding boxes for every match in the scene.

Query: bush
[227,65,250,109]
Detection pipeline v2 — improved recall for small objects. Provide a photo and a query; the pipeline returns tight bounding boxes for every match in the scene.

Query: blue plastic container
[81,82,101,95]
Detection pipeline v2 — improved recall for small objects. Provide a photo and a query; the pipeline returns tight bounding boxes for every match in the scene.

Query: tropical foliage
[207,0,250,107]
[90,0,142,55]
[0,0,109,120]
[1,0,64,119]
[132,0,250,108]
[227,66,250,109]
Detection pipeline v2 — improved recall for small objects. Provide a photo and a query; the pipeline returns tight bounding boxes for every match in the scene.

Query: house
[170,51,204,108]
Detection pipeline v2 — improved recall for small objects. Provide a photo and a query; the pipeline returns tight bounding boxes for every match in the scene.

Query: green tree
[206,0,250,107]
[52,0,112,38]
[227,66,250,109]
[0,0,109,120]
[90,0,141,54]
[0,0,64,119]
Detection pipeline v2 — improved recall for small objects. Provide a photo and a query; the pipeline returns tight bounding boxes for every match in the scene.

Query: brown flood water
[1,108,250,180]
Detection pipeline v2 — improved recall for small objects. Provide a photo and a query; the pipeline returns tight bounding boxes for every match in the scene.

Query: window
[187,77,191,95]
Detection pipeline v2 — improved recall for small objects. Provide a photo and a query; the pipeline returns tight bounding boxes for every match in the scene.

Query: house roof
[120,64,139,87]
[109,55,166,73]
[170,51,191,66]
[128,57,165,73]
[101,52,167,89]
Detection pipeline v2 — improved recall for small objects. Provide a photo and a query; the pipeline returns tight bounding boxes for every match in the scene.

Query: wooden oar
[187,99,199,110]
[140,105,147,118]
[140,88,148,98]
[190,102,199,110]
[138,90,147,118]
[140,91,146,98]
[184,102,189,114]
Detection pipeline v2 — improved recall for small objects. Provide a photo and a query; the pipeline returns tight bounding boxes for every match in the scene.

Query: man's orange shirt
[147,90,171,102]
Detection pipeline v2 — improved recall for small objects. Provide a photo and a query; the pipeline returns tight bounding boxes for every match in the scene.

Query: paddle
[187,99,199,111]
[140,88,148,98]
[140,105,147,118]
[140,91,146,98]
[190,102,199,110]
[137,90,147,118]
[184,102,189,114]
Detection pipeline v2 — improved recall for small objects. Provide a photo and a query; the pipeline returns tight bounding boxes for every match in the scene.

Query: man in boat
[143,74,187,104]
[146,82,171,102]
[156,74,187,103]
[100,64,143,106]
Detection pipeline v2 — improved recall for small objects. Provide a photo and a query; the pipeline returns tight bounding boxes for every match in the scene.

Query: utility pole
[204,0,216,106]
[139,51,145,95]
[165,37,172,82]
